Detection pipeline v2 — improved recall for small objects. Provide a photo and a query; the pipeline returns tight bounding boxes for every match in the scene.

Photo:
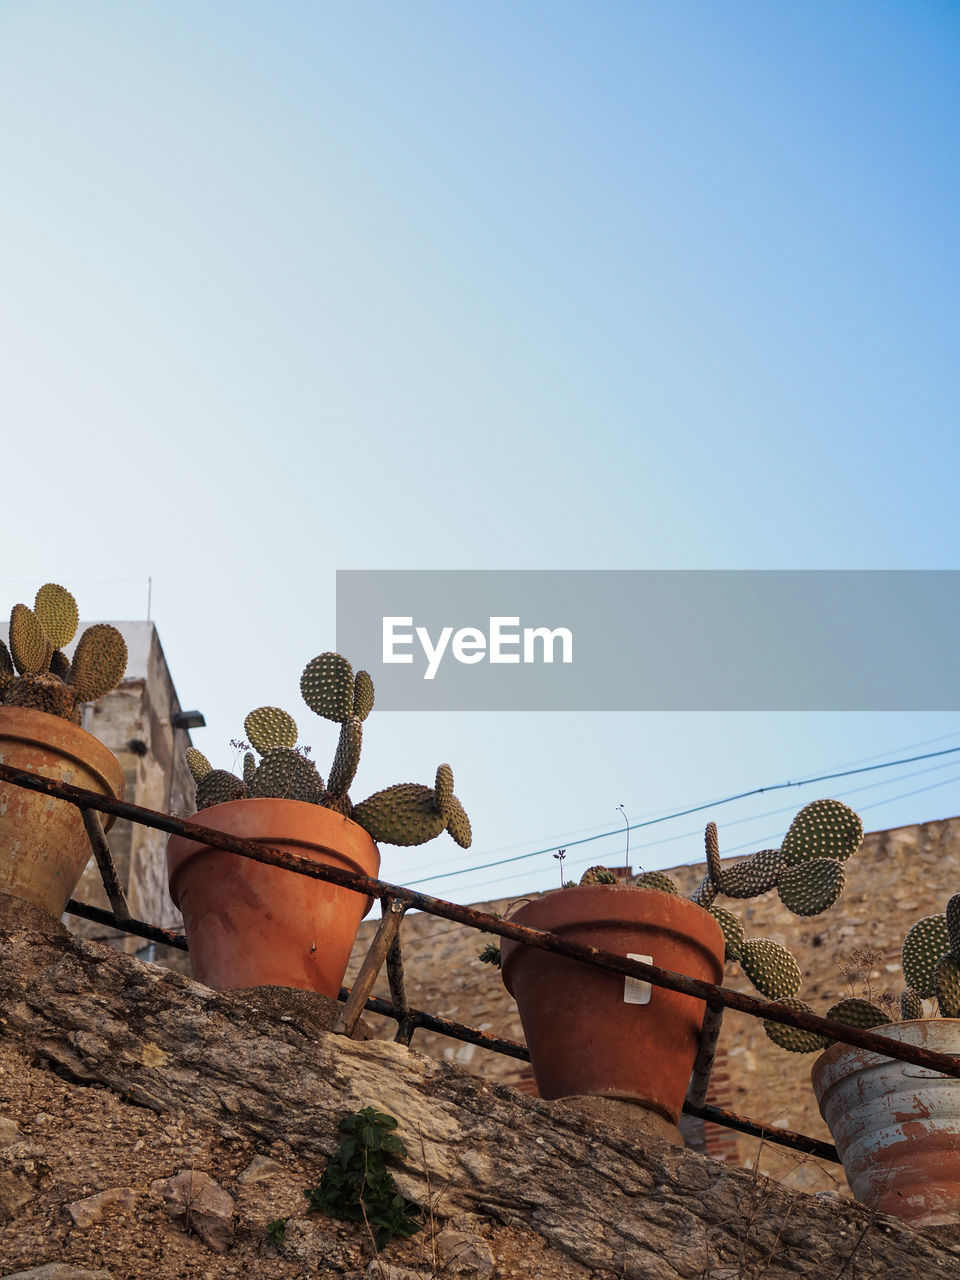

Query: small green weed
[265,1218,288,1246]
[306,1106,421,1249]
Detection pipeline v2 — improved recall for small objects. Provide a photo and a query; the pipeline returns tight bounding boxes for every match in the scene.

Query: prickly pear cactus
[825,997,890,1030]
[445,795,472,848]
[579,866,618,886]
[33,583,79,650]
[353,670,375,722]
[690,874,717,909]
[185,655,472,849]
[0,640,14,700]
[715,849,783,899]
[244,706,298,754]
[707,905,744,963]
[186,747,212,783]
[901,914,950,998]
[434,763,454,819]
[70,624,128,704]
[900,988,925,1021]
[632,870,679,895]
[9,604,51,676]
[762,999,831,1054]
[761,882,960,1055]
[740,938,802,1000]
[327,716,362,798]
[352,783,447,847]
[780,799,864,866]
[197,769,248,810]
[300,652,355,722]
[248,748,324,805]
[776,857,845,917]
[1,585,127,721]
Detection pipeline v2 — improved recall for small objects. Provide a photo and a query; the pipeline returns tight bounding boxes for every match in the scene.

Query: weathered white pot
[811,1019,960,1225]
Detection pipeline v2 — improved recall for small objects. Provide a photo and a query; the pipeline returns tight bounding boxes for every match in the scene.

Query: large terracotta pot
[166,797,381,995]
[812,1019,960,1225]
[0,705,124,917]
[500,885,725,1122]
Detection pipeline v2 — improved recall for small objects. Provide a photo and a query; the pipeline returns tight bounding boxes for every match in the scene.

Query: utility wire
[448,771,960,901]
[400,733,960,882]
[406,744,960,888]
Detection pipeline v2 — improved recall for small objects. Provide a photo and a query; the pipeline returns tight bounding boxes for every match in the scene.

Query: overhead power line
[447,771,960,902]
[405,744,960,888]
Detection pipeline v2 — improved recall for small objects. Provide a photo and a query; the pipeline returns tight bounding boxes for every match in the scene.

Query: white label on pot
[624,954,653,1005]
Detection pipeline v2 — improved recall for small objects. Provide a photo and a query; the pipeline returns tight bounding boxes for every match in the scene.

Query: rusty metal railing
[5,757,960,1167]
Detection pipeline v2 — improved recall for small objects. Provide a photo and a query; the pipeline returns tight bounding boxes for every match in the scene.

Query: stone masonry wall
[68,624,196,955]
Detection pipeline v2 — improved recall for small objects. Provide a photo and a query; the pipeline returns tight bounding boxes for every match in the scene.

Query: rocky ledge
[0,896,957,1279]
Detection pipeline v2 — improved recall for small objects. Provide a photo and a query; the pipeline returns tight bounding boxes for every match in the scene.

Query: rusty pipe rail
[5,759,956,1081]
[3,750,960,1160]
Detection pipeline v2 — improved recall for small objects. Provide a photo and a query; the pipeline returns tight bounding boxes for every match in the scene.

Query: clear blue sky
[2,2,958,905]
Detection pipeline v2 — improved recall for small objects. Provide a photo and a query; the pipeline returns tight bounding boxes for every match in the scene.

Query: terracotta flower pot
[500,885,725,1122]
[811,1019,960,1225]
[166,797,381,995]
[0,705,125,917]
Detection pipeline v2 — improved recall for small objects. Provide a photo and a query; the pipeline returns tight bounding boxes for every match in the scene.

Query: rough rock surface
[0,896,958,1278]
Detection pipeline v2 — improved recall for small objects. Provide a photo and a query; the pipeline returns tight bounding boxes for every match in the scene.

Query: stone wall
[65,623,196,954]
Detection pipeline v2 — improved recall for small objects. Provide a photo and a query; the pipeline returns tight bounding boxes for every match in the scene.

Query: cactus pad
[353,670,375,722]
[445,796,472,848]
[0,640,16,699]
[249,748,324,804]
[242,751,258,788]
[776,857,845,917]
[33,583,79,650]
[705,822,722,885]
[740,938,802,1000]
[825,998,891,1030]
[9,604,52,676]
[901,913,950,998]
[327,716,363,797]
[69,624,128,703]
[900,988,925,1021]
[708,905,744,962]
[244,706,298,754]
[935,956,960,1018]
[717,849,783,899]
[947,893,960,959]
[632,870,679,895]
[196,769,248,810]
[300,652,354,722]
[185,747,212,782]
[780,799,863,867]
[434,764,454,819]
[352,783,447,847]
[690,874,717,908]
[48,649,71,680]
[762,999,830,1054]
[579,866,618,886]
